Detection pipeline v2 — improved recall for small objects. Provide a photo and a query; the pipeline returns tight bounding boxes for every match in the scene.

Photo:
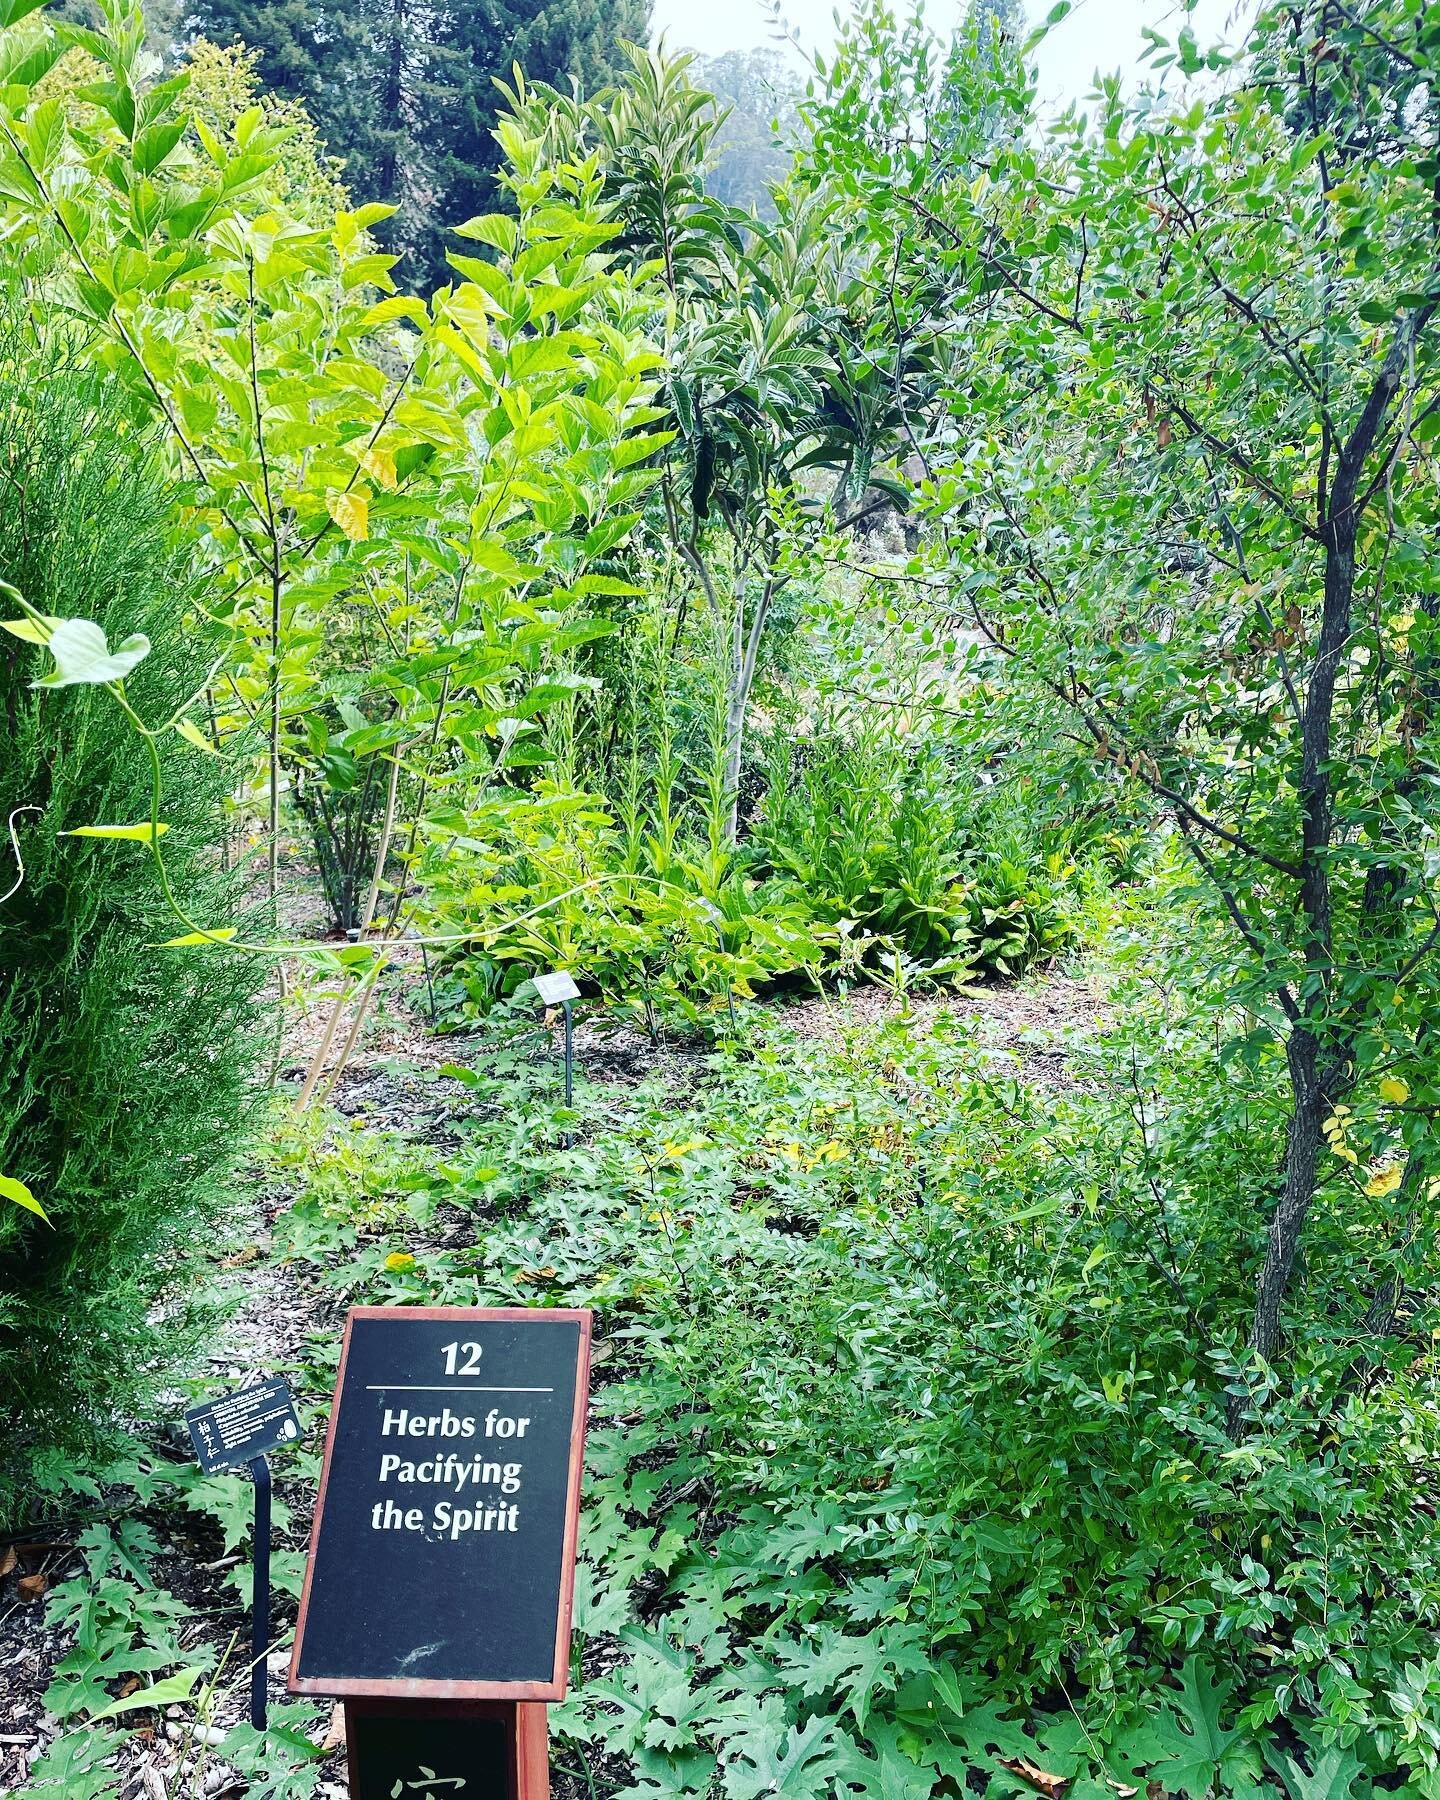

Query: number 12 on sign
[440,1340,482,1376]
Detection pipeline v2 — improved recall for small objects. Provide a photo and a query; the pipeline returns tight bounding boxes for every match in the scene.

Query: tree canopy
[188,0,652,283]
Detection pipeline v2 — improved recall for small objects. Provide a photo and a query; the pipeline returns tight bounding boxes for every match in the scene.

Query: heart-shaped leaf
[32,618,151,688]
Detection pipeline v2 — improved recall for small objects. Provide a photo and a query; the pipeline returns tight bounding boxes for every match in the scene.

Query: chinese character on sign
[390,1772,466,1799]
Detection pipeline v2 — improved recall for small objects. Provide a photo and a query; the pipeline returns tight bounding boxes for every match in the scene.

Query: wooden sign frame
[344,1698,550,1800]
[289,1305,592,1704]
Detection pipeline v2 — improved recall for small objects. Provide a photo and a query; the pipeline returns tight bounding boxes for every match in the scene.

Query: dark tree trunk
[1240,520,1353,1384]
[1251,1025,1328,1365]
[1236,299,1427,1387]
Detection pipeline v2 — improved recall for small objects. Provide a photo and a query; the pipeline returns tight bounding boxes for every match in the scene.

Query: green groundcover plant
[228,928,1438,1796]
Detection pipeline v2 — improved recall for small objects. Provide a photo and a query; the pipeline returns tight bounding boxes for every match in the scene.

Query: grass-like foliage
[0,324,265,1526]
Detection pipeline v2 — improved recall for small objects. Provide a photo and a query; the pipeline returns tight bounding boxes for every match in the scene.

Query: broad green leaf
[133,119,185,175]
[725,1713,855,1800]
[359,294,428,331]
[1265,1739,1370,1800]
[453,211,520,255]
[1142,1661,1258,1798]
[24,96,64,174]
[341,201,398,232]
[158,927,239,947]
[87,1665,209,1723]
[998,1196,1065,1225]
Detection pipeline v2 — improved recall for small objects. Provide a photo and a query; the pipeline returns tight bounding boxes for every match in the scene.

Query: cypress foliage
[0,328,265,1524]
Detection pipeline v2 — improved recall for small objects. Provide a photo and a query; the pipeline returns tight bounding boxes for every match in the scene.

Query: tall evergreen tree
[186,0,651,286]
[421,0,650,274]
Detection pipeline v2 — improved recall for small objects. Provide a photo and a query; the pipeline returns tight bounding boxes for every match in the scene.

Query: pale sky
[648,0,1252,110]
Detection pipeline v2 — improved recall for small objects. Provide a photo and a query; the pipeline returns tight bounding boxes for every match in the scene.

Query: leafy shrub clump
[0,337,265,1525]
[312,967,1438,1793]
[752,730,1085,983]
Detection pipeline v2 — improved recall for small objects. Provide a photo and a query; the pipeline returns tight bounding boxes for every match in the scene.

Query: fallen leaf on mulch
[998,1756,1067,1797]
[17,1571,47,1602]
[320,1703,346,1753]
[0,1545,16,1579]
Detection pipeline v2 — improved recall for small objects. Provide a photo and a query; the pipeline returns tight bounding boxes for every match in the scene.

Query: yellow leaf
[158,927,238,947]
[360,446,398,490]
[0,1173,48,1223]
[327,491,369,541]
[659,1138,708,1162]
[1379,1076,1410,1105]
[0,615,55,645]
[1364,1165,1403,1198]
[1333,1145,1359,1166]
[384,1251,416,1273]
[174,718,220,756]
[64,822,169,841]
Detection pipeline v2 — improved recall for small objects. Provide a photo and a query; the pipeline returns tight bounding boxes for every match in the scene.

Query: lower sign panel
[291,1307,591,1699]
[349,1708,509,1799]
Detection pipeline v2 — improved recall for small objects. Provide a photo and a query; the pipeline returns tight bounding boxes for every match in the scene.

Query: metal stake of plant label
[698,901,738,1037]
[562,999,574,1109]
[532,972,581,1146]
[250,1455,272,1731]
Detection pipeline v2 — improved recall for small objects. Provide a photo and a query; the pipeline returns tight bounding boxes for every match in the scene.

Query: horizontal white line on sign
[363,1384,556,1393]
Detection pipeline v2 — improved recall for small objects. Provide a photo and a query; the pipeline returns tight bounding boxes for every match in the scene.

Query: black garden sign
[289,1306,591,1703]
[184,1375,300,1473]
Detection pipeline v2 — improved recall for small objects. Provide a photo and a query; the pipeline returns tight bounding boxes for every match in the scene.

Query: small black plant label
[289,1306,592,1700]
[185,1376,301,1473]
